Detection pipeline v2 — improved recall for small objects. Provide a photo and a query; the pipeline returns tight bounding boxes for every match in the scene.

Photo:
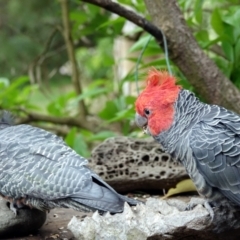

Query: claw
[185,197,214,221]
[9,202,18,216]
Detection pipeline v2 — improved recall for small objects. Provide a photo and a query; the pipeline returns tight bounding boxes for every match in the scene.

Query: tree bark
[81,0,240,113]
[144,0,240,113]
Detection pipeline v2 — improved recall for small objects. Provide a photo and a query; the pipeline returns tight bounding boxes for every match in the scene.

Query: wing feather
[0,124,131,212]
[190,106,240,205]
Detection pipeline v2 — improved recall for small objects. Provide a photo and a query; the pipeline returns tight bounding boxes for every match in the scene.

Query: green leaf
[73,88,108,103]
[0,78,9,87]
[98,101,118,120]
[211,9,224,36]
[125,96,136,105]
[98,17,125,30]
[195,30,209,43]
[235,37,240,62]
[65,127,77,147]
[222,8,240,26]
[203,37,221,49]
[0,75,29,101]
[73,134,90,157]
[129,35,152,52]
[65,128,90,157]
[108,107,134,122]
[222,41,234,62]
[214,57,233,78]
[70,11,88,25]
[194,0,203,24]
[47,102,62,116]
[87,131,116,141]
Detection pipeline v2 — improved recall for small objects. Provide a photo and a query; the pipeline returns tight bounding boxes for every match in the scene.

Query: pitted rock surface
[0,197,47,238]
[89,137,188,192]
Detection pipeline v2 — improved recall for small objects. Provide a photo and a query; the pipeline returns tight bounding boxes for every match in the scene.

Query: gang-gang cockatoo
[0,111,138,214]
[135,69,240,215]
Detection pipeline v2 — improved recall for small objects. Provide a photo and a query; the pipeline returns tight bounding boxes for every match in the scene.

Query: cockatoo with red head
[135,69,240,214]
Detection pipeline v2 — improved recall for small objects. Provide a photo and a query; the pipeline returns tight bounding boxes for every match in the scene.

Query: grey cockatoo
[135,70,240,215]
[0,111,138,214]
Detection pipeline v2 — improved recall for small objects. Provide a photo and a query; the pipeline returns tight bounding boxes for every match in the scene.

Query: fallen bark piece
[89,137,188,192]
[68,197,240,240]
[0,197,47,238]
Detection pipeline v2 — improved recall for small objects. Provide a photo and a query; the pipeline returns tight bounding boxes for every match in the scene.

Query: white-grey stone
[68,197,240,240]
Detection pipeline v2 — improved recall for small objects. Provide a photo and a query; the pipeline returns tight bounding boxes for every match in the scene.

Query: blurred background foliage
[0,0,239,156]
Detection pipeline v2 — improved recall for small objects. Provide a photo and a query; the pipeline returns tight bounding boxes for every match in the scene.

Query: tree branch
[60,0,87,117]
[30,123,70,136]
[81,0,165,47]
[81,0,240,113]
[209,44,226,59]
[28,28,60,85]
[17,110,92,131]
[143,0,240,113]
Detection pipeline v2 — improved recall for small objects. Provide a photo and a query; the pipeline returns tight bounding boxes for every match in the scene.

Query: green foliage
[0,76,38,111]
[1,0,240,156]
[178,0,240,85]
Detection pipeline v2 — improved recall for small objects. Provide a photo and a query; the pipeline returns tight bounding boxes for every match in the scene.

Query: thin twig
[60,0,87,117]
[28,28,60,85]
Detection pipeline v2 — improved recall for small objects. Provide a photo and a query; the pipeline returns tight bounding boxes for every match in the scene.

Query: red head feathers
[135,69,181,136]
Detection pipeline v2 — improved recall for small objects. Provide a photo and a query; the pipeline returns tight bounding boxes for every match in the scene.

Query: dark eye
[144,108,151,116]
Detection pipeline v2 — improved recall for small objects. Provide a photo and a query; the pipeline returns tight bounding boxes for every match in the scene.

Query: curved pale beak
[135,113,148,134]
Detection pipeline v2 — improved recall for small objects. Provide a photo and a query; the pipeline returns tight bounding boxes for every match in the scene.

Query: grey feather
[0,112,138,213]
[154,90,240,206]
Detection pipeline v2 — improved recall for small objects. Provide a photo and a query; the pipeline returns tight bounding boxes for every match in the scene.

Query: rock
[0,197,47,238]
[68,197,240,240]
[89,137,188,192]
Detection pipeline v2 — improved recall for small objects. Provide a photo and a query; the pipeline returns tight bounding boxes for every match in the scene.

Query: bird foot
[8,202,18,216]
[185,197,214,221]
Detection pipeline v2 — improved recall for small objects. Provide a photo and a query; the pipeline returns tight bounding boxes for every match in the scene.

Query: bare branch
[209,44,226,59]
[28,28,60,85]
[17,110,90,130]
[60,0,87,117]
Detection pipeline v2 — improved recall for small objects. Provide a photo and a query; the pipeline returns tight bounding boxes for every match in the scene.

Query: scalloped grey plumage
[154,89,240,206]
[0,111,138,213]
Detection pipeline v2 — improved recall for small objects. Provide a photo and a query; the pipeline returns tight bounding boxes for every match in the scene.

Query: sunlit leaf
[98,101,118,120]
[129,35,153,52]
[98,17,125,30]
[108,107,134,122]
[194,0,203,24]
[87,131,116,141]
[0,78,9,87]
[222,41,234,62]
[211,9,224,36]
[162,179,197,199]
[73,88,108,103]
